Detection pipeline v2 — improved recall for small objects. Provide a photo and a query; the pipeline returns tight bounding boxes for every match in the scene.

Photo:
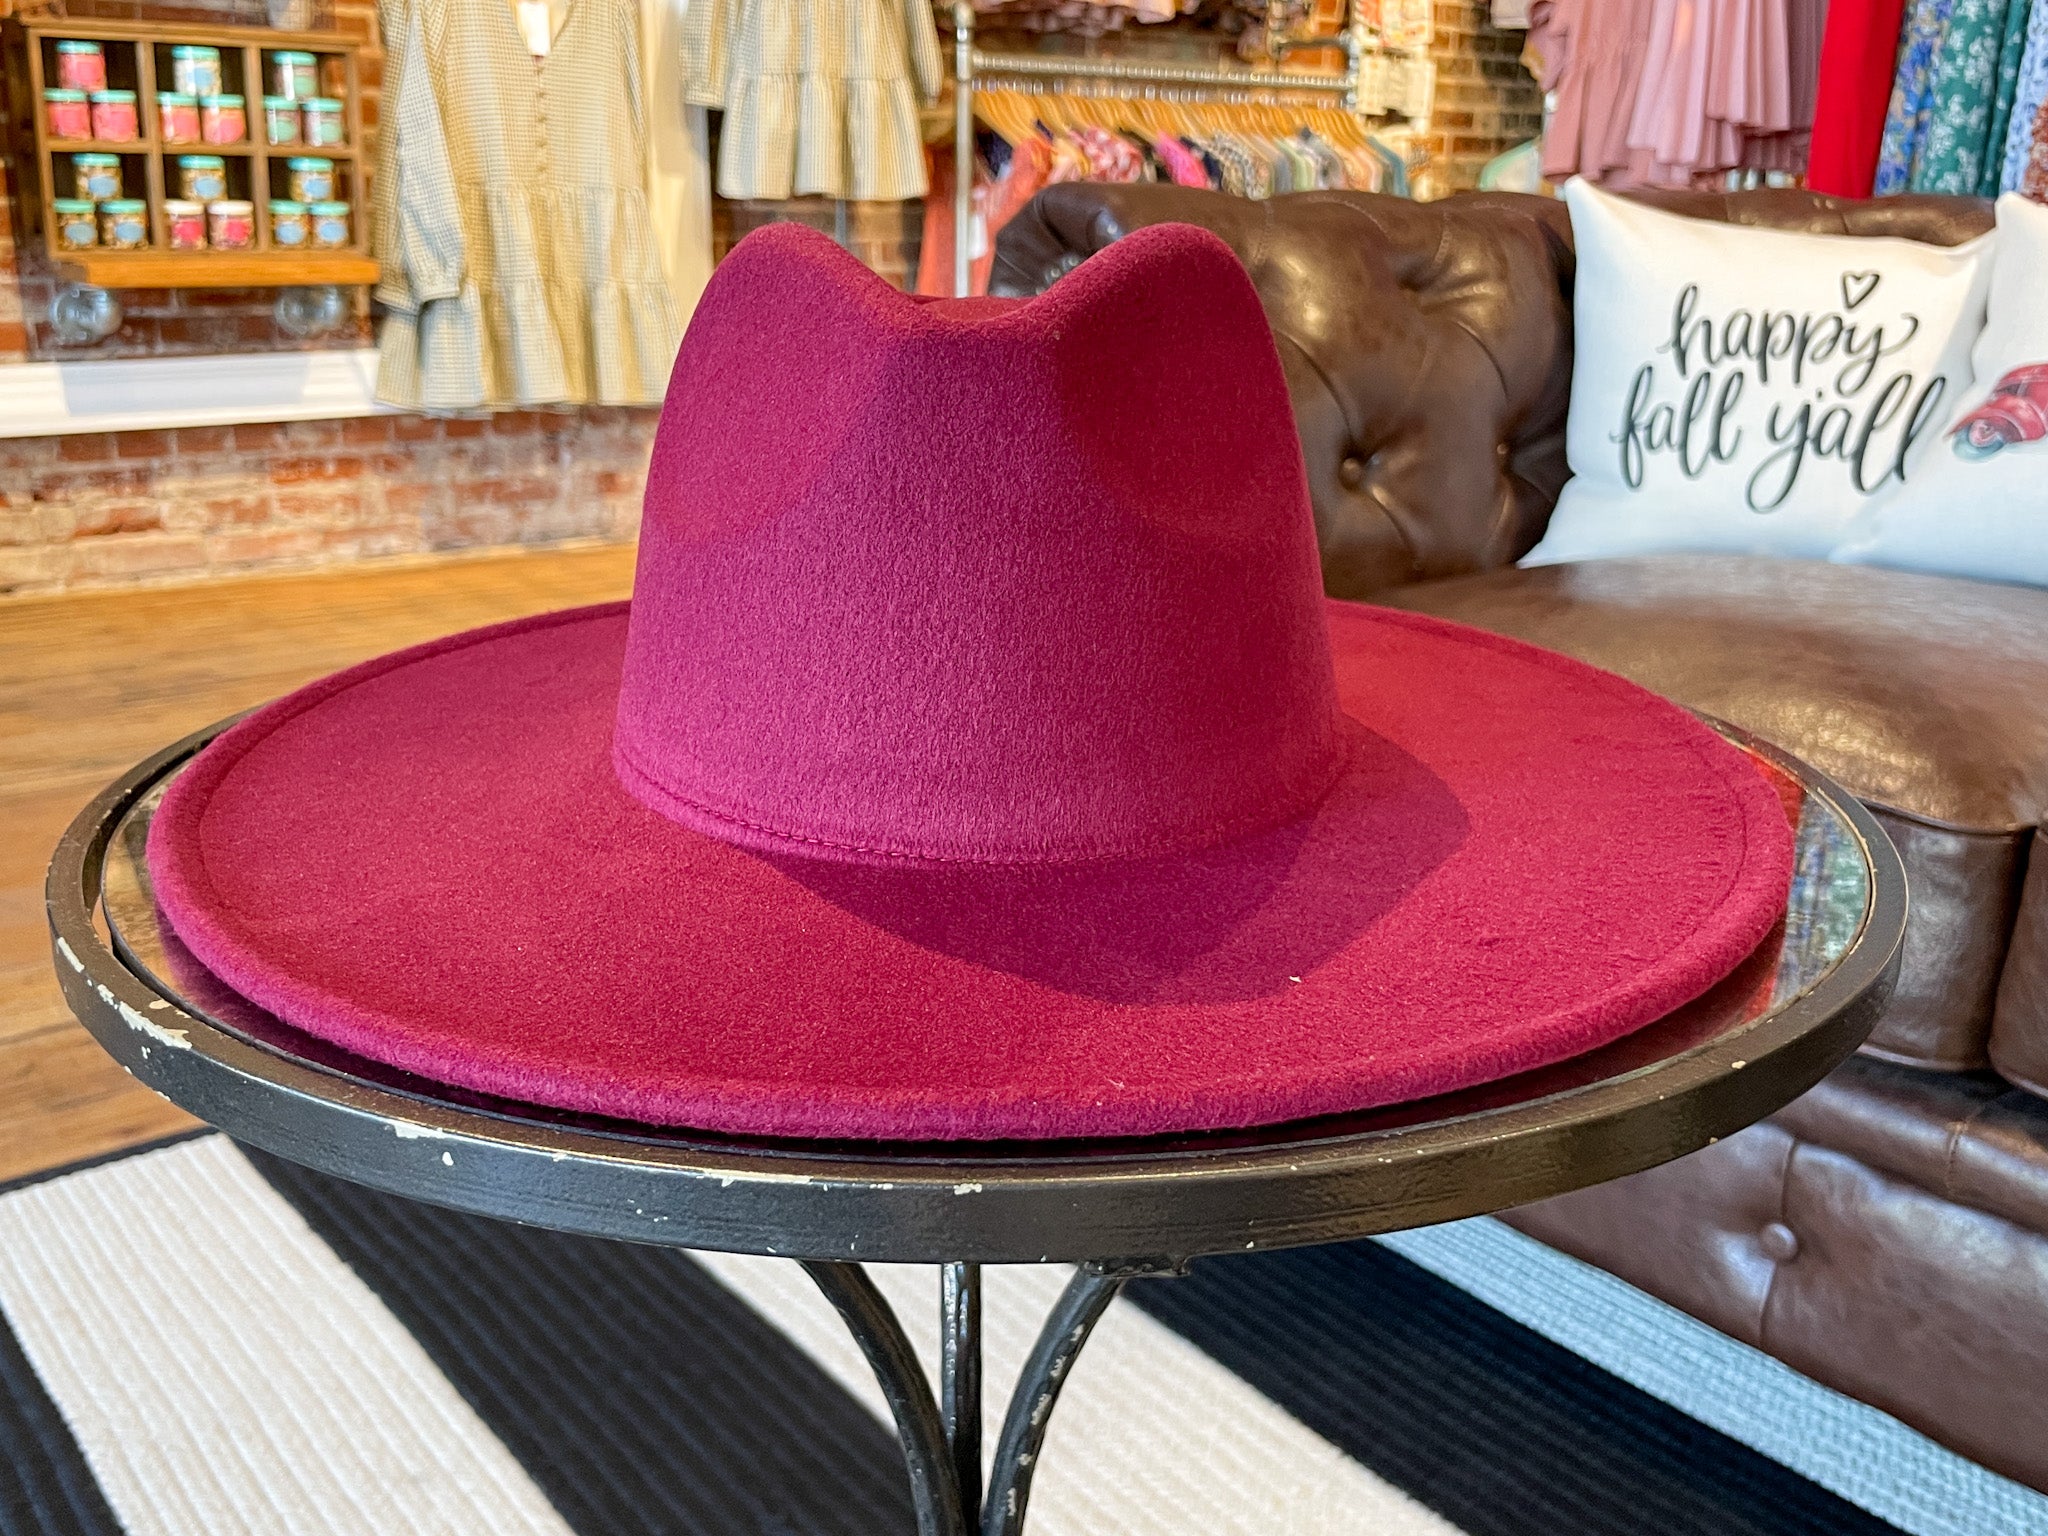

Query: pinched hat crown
[614,221,1341,866]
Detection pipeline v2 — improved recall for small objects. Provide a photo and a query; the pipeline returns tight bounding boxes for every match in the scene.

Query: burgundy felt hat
[147,222,1793,1142]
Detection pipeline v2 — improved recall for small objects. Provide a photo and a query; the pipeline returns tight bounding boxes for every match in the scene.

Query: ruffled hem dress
[375,0,681,410]
[682,0,943,201]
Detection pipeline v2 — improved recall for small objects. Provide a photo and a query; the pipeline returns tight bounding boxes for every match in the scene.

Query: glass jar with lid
[286,156,335,203]
[53,199,98,251]
[89,90,139,142]
[270,50,319,99]
[170,45,223,98]
[177,154,228,202]
[207,199,256,250]
[300,97,344,147]
[54,40,107,92]
[72,152,122,201]
[159,91,201,144]
[201,94,246,144]
[98,199,149,249]
[308,201,350,249]
[269,200,310,248]
[44,89,90,140]
[165,199,207,251]
[264,96,301,145]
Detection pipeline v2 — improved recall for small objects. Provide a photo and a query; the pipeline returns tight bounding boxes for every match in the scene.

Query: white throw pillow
[1835,195,2048,589]
[1524,180,1993,567]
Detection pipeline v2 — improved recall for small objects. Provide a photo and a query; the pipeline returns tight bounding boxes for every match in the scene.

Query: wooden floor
[0,543,638,1185]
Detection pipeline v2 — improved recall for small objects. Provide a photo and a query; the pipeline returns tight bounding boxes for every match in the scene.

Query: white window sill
[0,349,392,439]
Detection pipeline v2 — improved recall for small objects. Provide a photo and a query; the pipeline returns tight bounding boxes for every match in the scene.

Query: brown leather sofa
[995,184,2048,1491]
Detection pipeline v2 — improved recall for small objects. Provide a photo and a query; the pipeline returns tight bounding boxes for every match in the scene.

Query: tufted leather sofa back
[991,185,1995,599]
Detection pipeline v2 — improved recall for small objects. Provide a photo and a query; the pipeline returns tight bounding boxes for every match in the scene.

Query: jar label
[314,216,347,245]
[61,216,96,246]
[85,170,120,198]
[275,220,306,246]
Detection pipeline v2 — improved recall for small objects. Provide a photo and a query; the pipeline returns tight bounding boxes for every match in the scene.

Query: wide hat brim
[146,601,1793,1142]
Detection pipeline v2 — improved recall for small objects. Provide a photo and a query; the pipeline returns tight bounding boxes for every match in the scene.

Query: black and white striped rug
[1,1134,2040,1536]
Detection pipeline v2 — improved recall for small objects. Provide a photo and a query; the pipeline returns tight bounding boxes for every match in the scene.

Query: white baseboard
[0,348,393,439]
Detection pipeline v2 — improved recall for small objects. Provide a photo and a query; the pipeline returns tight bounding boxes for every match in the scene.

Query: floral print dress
[2001,0,2048,191]
[1910,0,2027,191]
[1874,0,1954,194]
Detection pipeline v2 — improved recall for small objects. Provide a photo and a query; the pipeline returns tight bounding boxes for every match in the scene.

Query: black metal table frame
[49,721,1908,1536]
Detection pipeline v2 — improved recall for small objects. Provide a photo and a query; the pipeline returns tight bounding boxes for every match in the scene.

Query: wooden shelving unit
[55,248,378,288]
[6,17,375,290]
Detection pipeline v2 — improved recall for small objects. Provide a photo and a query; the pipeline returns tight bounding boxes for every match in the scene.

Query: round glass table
[48,717,1906,1536]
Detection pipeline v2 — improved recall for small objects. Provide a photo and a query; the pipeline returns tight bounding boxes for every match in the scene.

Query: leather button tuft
[1758,1222,1799,1262]
[1338,455,1366,490]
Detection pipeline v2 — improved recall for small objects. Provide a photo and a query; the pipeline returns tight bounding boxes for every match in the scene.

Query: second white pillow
[1835,195,2048,589]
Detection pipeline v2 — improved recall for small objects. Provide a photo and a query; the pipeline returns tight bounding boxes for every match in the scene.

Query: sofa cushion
[1994,848,2048,1097]
[1773,1055,2048,1236]
[1503,1054,2048,1491]
[1380,555,2048,1075]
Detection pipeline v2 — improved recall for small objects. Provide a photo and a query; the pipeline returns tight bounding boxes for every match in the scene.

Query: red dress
[1807,0,1910,195]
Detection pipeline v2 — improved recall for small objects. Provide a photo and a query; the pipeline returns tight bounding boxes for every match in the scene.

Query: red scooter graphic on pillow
[1951,363,2048,459]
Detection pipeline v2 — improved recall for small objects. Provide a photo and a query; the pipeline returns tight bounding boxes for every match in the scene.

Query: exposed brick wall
[0,408,656,593]
[1421,0,1543,193]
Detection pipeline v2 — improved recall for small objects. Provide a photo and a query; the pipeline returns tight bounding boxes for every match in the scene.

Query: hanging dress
[1627,0,1721,184]
[1909,0,2023,192]
[1808,0,1914,193]
[2027,94,2048,195]
[682,0,943,200]
[1975,0,2035,194]
[376,0,681,410]
[2000,0,2048,190]
[642,0,716,316]
[1873,0,1956,195]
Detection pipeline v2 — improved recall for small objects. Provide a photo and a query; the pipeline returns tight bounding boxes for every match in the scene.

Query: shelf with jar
[5,17,376,295]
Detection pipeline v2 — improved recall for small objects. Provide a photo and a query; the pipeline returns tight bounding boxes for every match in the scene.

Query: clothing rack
[947,0,1407,295]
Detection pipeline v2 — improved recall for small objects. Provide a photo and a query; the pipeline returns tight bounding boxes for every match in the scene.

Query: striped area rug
[1,1134,2041,1536]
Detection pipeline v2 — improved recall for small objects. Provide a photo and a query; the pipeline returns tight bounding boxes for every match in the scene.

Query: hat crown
[614,221,1341,866]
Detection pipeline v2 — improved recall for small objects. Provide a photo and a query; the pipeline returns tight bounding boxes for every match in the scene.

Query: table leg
[803,1260,969,1536]
[979,1265,1125,1536]
[942,1262,983,1521]
[803,1258,1177,1536]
